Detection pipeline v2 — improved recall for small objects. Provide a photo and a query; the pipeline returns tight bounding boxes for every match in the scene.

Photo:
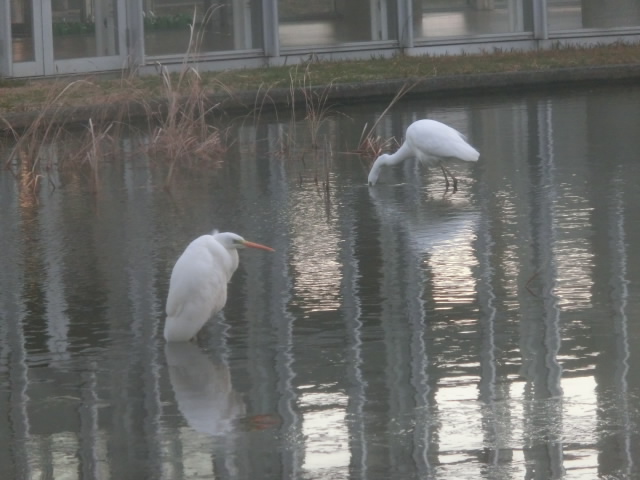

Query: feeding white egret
[367,119,480,191]
[164,231,274,342]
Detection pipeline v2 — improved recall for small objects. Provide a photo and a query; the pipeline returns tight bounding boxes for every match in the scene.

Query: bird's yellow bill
[243,240,275,252]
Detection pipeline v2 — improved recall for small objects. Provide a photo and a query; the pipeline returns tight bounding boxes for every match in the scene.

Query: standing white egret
[164,231,274,342]
[367,119,480,191]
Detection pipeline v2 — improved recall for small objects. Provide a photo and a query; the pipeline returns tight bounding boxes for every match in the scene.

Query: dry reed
[141,7,228,187]
[356,81,419,162]
[1,7,229,193]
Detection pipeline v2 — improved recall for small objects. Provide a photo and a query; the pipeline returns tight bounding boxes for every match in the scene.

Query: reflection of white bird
[165,342,246,436]
[367,119,480,191]
[368,186,478,255]
[164,231,274,342]
[165,343,281,435]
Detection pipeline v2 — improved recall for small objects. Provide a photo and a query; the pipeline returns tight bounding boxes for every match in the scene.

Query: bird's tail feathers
[457,144,480,162]
[467,148,480,162]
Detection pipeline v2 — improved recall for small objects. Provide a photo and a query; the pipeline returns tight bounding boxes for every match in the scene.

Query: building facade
[1,0,640,78]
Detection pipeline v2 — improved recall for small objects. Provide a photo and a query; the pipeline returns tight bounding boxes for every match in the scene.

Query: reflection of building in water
[3,0,640,77]
[4,87,640,478]
[518,99,566,479]
[238,122,305,479]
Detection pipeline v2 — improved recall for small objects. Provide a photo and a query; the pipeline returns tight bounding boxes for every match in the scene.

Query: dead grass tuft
[2,41,640,195]
[356,81,417,163]
[144,65,227,187]
[2,8,229,192]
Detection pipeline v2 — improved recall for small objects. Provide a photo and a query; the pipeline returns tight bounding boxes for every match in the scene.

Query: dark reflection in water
[2,85,640,479]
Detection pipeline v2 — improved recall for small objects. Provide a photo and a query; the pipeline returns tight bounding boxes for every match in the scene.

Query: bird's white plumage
[368,119,479,187]
[164,231,273,342]
[405,119,479,164]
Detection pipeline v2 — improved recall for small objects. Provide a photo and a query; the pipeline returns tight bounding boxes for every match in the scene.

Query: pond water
[2,83,640,480]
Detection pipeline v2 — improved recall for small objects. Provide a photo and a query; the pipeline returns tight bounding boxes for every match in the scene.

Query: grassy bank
[2,42,640,116]
[1,41,639,195]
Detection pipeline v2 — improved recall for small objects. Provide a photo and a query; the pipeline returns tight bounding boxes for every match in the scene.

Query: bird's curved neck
[385,142,413,165]
[223,249,240,281]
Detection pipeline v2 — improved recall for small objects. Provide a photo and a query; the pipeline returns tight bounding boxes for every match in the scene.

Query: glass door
[51,0,126,74]
[7,0,43,76]
[8,0,127,77]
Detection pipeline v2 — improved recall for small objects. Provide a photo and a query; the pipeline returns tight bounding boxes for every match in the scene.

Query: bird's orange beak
[243,240,275,252]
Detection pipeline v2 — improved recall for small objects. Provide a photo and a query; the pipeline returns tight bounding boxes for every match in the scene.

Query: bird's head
[213,232,275,252]
[367,154,389,186]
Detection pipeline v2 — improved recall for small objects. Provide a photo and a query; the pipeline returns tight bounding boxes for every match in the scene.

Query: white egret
[367,119,480,191]
[164,231,274,342]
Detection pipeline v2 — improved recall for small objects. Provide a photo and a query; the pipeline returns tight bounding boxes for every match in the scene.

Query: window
[415,0,532,38]
[279,0,398,48]
[143,0,263,56]
[547,0,640,31]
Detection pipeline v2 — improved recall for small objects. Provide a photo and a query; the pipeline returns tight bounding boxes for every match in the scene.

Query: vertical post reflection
[122,150,164,479]
[38,151,70,364]
[472,103,532,473]
[0,172,31,480]
[607,171,633,476]
[79,362,100,479]
[476,185,502,467]
[369,184,433,477]
[266,125,304,478]
[520,99,564,479]
[336,189,368,478]
[406,226,432,480]
[238,123,303,478]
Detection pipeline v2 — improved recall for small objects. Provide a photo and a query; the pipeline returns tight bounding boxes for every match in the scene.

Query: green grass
[1,42,639,116]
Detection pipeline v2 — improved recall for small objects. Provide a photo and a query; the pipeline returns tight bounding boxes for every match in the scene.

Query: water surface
[2,84,640,479]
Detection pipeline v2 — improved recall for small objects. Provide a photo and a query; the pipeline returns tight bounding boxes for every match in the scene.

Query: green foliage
[144,13,193,31]
[52,21,95,36]
[51,13,194,36]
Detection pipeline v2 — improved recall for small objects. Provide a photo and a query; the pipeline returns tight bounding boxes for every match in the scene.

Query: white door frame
[3,0,128,77]
[52,0,128,75]
[0,0,13,75]
[3,0,46,77]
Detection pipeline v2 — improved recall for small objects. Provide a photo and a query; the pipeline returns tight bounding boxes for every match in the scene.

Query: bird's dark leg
[439,163,451,191]
[441,164,458,193]
[449,168,458,193]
